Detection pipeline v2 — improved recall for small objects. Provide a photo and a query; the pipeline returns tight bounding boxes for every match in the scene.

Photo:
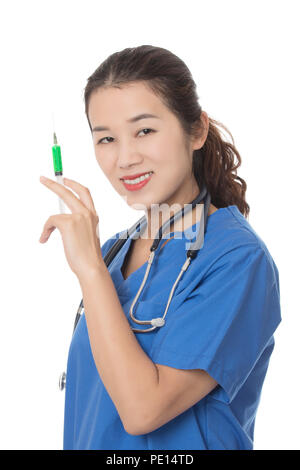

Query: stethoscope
[59,185,211,390]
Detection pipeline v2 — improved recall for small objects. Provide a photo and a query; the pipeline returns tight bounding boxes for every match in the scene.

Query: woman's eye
[138,128,154,137]
[96,128,154,145]
[97,136,114,145]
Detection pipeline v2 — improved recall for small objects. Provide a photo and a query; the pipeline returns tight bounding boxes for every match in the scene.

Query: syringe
[52,132,67,214]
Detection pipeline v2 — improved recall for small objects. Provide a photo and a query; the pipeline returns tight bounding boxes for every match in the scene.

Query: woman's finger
[63,177,98,214]
[39,213,70,243]
[39,226,56,243]
[39,176,86,214]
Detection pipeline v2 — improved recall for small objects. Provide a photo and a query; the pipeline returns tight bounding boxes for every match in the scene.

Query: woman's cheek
[95,152,112,175]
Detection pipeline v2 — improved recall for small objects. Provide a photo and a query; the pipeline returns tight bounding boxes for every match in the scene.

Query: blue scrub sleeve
[150,244,282,404]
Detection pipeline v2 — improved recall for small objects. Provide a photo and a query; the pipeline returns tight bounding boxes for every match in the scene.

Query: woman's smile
[121,171,154,191]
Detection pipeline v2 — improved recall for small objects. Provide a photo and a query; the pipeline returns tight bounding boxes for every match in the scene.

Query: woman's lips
[121,172,153,191]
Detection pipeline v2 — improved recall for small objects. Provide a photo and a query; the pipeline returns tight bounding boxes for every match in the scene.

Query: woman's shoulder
[203,205,279,282]
[207,205,272,253]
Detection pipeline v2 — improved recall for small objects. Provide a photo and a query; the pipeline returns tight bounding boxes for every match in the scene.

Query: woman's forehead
[88,85,170,128]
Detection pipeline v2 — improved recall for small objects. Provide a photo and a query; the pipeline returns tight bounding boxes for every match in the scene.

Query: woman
[39,45,281,450]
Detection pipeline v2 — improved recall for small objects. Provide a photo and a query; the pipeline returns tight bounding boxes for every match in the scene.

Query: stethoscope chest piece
[59,371,66,391]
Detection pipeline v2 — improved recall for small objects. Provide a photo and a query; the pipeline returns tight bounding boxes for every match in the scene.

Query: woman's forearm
[78,264,160,434]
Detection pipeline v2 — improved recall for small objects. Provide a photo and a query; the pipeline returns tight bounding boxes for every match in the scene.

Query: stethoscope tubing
[129,186,210,332]
[72,185,211,334]
[59,186,211,390]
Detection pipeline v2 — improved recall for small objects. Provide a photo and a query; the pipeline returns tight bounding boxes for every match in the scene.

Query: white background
[0,0,298,450]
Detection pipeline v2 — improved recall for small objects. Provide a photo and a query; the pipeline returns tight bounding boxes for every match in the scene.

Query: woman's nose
[117,146,143,169]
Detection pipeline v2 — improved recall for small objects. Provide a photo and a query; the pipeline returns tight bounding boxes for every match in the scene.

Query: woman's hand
[39,176,104,280]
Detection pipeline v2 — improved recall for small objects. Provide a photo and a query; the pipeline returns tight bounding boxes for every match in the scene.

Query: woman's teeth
[123,171,153,184]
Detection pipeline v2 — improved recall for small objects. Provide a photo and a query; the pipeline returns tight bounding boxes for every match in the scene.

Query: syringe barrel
[52,144,63,174]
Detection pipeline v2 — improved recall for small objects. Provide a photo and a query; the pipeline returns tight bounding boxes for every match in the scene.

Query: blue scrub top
[63,205,281,450]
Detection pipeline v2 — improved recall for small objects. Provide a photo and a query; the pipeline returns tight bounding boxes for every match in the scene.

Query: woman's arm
[78,264,161,434]
[79,265,218,436]
[39,177,217,435]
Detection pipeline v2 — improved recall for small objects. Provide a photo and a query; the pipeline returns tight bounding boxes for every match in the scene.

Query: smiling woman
[54,45,282,451]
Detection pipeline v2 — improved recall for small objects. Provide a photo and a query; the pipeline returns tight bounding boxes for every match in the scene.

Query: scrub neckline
[116,205,239,285]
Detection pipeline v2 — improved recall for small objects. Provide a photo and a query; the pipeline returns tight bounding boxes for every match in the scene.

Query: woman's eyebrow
[92,113,161,132]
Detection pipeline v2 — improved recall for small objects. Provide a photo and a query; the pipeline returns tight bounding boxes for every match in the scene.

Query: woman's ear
[191,111,209,151]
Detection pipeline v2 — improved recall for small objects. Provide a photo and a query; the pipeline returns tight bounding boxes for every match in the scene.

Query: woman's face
[88,81,207,214]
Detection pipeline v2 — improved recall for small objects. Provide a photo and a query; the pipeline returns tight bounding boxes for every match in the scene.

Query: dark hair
[83,45,250,218]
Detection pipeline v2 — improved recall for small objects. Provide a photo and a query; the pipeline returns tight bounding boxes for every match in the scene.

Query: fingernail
[40,176,47,182]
